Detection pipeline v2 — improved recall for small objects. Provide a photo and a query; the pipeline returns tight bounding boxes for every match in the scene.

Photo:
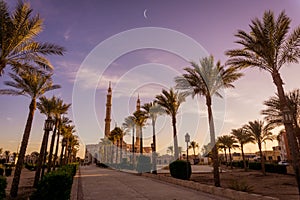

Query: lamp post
[185,133,190,162]
[33,117,54,187]
[60,138,67,166]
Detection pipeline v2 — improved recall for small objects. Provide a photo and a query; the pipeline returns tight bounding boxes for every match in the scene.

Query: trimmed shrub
[25,163,36,171]
[136,155,151,173]
[4,168,12,177]
[248,162,287,174]
[31,164,76,200]
[169,160,192,180]
[0,168,3,176]
[0,176,7,200]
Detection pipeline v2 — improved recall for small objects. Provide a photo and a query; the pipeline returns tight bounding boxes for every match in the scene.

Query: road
[75,165,228,200]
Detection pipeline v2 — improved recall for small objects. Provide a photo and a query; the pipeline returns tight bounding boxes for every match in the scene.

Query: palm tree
[189,141,199,158]
[0,0,65,75]
[155,88,185,160]
[34,95,57,187]
[244,120,274,175]
[110,126,124,164]
[68,135,79,163]
[61,124,75,165]
[53,116,72,170]
[142,102,164,174]
[231,128,255,171]
[4,150,10,163]
[262,89,300,143]
[133,110,148,154]
[175,56,242,187]
[0,68,60,197]
[217,135,238,169]
[47,99,70,172]
[123,116,135,162]
[226,10,300,191]
[167,146,174,156]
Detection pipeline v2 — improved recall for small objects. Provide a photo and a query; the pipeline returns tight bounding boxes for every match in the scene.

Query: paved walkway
[73,165,228,200]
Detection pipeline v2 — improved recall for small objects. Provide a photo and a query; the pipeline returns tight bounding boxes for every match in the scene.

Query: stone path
[72,165,228,200]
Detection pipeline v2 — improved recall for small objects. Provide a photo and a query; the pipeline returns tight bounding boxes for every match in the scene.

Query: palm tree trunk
[272,70,300,193]
[172,115,179,160]
[259,144,266,175]
[63,140,69,165]
[59,144,65,166]
[52,129,60,170]
[34,126,50,187]
[140,126,143,154]
[132,127,135,164]
[10,99,36,198]
[116,140,119,164]
[224,148,228,165]
[241,144,247,171]
[47,120,58,172]
[229,148,233,169]
[206,97,220,187]
[120,137,123,163]
[152,120,157,174]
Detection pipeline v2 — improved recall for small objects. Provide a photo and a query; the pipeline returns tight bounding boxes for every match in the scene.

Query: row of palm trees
[0,1,73,198]
[218,120,274,175]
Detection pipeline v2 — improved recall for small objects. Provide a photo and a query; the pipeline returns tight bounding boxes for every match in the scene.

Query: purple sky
[1,0,300,157]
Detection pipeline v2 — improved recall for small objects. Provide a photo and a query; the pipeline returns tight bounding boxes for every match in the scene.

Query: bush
[248,162,287,174]
[169,160,192,180]
[0,176,7,200]
[25,163,36,171]
[229,179,253,192]
[31,164,76,200]
[136,155,151,173]
[4,168,12,177]
[0,168,3,176]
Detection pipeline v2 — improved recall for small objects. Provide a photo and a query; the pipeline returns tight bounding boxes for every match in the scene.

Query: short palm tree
[226,10,300,190]
[34,95,57,187]
[0,68,60,197]
[133,110,148,154]
[244,120,274,175]
[155,88,185,160]
[47,99,70,172]
[0,0,65,75]
[175,55,242,187]
[189,141,199,158]
[122,116,135,161]
[52,116,72,170]
[217,135,238,169]
[231,128,254,171]
[142,102,164,174]
[60,124,75,165]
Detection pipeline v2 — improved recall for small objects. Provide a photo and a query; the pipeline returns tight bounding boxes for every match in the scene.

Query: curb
[141,173,279,200]
[71,167,83,200]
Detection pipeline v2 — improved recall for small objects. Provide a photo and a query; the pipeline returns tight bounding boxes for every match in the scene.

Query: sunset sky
[1,0,300,157]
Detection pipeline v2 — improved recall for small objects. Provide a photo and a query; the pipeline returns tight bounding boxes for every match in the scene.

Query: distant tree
[167,146,174,156]
[4,150,10,163]
[244,120,274,175]
[217,135,238,169]
[189,141,199,157]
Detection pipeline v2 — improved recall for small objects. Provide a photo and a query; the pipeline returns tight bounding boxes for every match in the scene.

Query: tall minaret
[104,82,112,137]
[135,94,141,151]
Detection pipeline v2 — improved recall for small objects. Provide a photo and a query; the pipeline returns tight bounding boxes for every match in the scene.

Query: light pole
[185,133,190,162]
[60,138,67,166]
[34,117,54,187]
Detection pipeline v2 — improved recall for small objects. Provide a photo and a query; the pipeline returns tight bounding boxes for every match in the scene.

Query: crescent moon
[143,9,148,19]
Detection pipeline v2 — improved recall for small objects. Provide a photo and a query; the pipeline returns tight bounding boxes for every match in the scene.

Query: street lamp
[44,117,54,131]
[282,106,293,123]
[185,133,190,162]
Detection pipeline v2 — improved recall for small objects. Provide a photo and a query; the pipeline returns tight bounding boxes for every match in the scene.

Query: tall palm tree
[189,141,199,158]
[0,0,65,75]
[262,89,300,143]
[175,56,242,187]
[226,10,300,191]
[123,116,135,162]
[110,126,124,164]
[133,110,148,154]
[231,128,255,171]
[61,124,75,165]
[217,135,238,169]
[52,116,72,170]
[244,120,274,175]
[68,135,79,164]
[155,88,185,160]
[0,68,60,197]
[34,95,57,187]
[47,98,70,172]
[142,102,164,174]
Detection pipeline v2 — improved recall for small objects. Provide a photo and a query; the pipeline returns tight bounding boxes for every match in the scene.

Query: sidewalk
[71,165,228,200]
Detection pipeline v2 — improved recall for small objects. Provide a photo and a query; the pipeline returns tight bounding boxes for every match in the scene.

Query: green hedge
[136,155,151,173]
[31,164,76,200]
[169,160,192,180]
[248,162,287,174]
[0,168,3,176]
[0,176,7,200]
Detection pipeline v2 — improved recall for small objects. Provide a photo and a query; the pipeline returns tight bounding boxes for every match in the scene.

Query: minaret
[135,94,141,151]
[104,82,112,137]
